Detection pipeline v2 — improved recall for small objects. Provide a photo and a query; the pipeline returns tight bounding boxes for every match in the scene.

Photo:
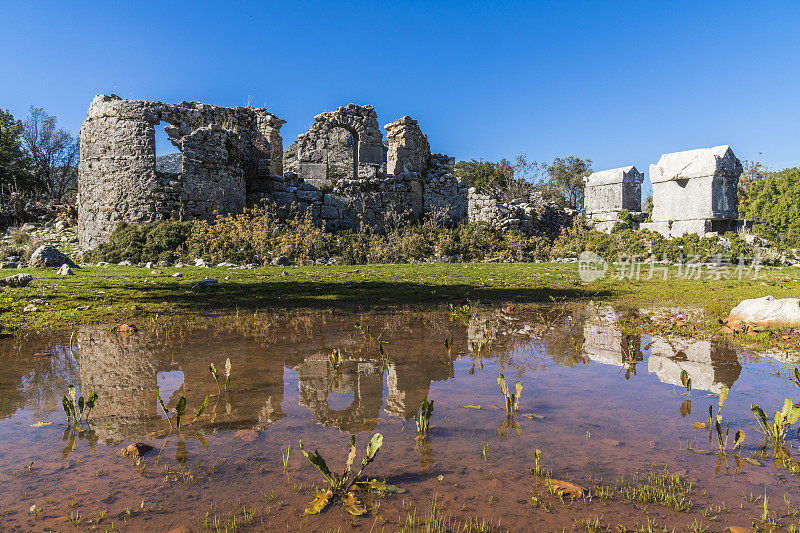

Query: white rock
[727,295,800,328]
[57,264,73,276]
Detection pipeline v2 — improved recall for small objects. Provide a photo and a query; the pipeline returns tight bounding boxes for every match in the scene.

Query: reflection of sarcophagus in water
[297,355,383,432]
[647,337,741,393]
[583,307,642,367]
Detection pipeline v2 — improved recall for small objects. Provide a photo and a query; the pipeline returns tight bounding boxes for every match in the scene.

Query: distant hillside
[156,153,182,174]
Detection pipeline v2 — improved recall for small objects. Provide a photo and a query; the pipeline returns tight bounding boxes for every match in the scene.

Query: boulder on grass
[29,245,77,268]
[0,273,33,288]
[726,295,800,329]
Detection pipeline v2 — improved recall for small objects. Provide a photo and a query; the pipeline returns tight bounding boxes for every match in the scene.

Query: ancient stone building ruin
[77,95,749,250]
[78,95,285,248]
[78,96,470,247]
[641,145,743,237]
[583,166,645,232]
[283,103,385,185]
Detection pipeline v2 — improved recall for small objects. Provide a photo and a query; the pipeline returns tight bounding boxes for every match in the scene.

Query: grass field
[2,262,798,336]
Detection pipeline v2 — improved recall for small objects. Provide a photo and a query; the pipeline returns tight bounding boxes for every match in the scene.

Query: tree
[20,107,78,200]
[738,157,770,212]
[741,167,800,248]
[454,158,515,193]
[544,155,592,211]
[643,195,653,216]
[0,109,32,198]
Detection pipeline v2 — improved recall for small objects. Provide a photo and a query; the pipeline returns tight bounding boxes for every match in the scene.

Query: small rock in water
[114,323,138,333]
[233,429,259,442]
[192,278,219,290]
[0,273,33,288]
[118,442,154,458]
[57,264,73,276]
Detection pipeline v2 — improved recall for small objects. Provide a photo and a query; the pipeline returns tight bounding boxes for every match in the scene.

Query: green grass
[1,262,798,334]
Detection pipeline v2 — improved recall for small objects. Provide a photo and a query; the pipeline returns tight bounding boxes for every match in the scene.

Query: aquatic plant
[751,399,800,444]
[497,373,522,413]
[156,387,209,432]
[208,358,232,394]
[328,349,343,373]
[713,419,744,456]
[378,343,390,367]
[299,433,400,515]
[415,397,434,440]
[680,370,692,397]
[61,385,98,424]
[282,443,291,473]
[444,336,453,357]
[530,449,552,478]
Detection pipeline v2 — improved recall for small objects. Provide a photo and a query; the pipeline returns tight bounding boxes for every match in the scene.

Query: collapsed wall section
[78,94,284,248]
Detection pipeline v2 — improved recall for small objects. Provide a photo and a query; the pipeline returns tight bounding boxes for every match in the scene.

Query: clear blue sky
[3,1,799,194]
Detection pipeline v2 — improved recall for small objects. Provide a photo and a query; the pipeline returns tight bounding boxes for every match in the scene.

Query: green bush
[86,207,768,266]
[742,167,800,248]
[86,220,192,264]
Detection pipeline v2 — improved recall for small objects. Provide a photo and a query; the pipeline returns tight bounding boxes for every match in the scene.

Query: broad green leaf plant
[299,433,401,516]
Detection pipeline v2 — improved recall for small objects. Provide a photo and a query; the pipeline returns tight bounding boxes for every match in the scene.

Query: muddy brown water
[1,304,799,531]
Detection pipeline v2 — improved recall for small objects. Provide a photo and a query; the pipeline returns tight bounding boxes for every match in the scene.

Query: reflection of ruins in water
[583,306,642,367]
[73,311,464,441]
[581,305,741,392]
[78,328,286,444]
[0,304,746,444]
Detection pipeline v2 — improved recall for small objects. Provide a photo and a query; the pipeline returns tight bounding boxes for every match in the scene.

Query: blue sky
[3,1,799,194]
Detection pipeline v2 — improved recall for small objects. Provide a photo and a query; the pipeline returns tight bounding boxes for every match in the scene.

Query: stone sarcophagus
[641,145,743,237]
[583,166,644,232]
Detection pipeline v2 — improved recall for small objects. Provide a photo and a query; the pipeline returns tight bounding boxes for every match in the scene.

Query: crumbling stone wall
[468,189,576,236]
[78,95,285,248]
[283,103,385,185]
[385,116,430,175]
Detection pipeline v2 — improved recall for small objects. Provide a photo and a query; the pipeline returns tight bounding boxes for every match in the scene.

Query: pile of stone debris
[468,189,576,237]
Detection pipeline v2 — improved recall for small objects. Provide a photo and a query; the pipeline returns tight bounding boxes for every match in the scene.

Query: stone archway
[283,103,385,184]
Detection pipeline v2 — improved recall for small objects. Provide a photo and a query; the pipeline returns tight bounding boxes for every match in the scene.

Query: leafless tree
[20,107,78,201]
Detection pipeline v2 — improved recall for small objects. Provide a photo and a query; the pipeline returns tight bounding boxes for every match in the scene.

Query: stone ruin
[641,145,744,237]
[583,166,645,232]
[77,97,472,248]
[586,145,749,237]
[78,95,285,249]
[77,95,748,250]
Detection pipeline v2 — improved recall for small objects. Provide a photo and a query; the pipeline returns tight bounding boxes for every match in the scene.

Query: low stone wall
[468,189,576,236]
[266,153,467,231]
